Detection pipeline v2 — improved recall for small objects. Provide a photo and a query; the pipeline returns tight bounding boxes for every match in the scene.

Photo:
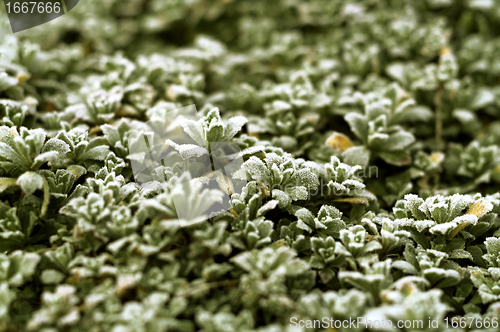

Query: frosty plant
[4,1,500,331]
[127,104,247,225]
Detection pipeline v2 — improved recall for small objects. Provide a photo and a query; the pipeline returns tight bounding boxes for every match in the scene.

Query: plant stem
[433,85,444,192]
[434,86,444,152]
[41,176,50,218]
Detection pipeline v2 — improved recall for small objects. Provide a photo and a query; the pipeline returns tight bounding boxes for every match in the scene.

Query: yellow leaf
[0,177,17,193]
[332,197,369,205]
[466,199,493,219]
[325,132,353,152]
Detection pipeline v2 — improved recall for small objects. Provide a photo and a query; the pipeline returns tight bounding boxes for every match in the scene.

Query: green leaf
[342,146,370,168]
[345,113,368,143]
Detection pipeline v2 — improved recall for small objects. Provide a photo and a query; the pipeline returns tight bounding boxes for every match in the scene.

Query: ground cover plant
[1,0,500,331]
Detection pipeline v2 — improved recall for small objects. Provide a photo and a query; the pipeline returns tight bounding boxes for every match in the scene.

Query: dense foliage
[1,0,500,331]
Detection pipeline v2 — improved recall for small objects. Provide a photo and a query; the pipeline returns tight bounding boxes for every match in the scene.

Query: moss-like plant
[0,1,500,331]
